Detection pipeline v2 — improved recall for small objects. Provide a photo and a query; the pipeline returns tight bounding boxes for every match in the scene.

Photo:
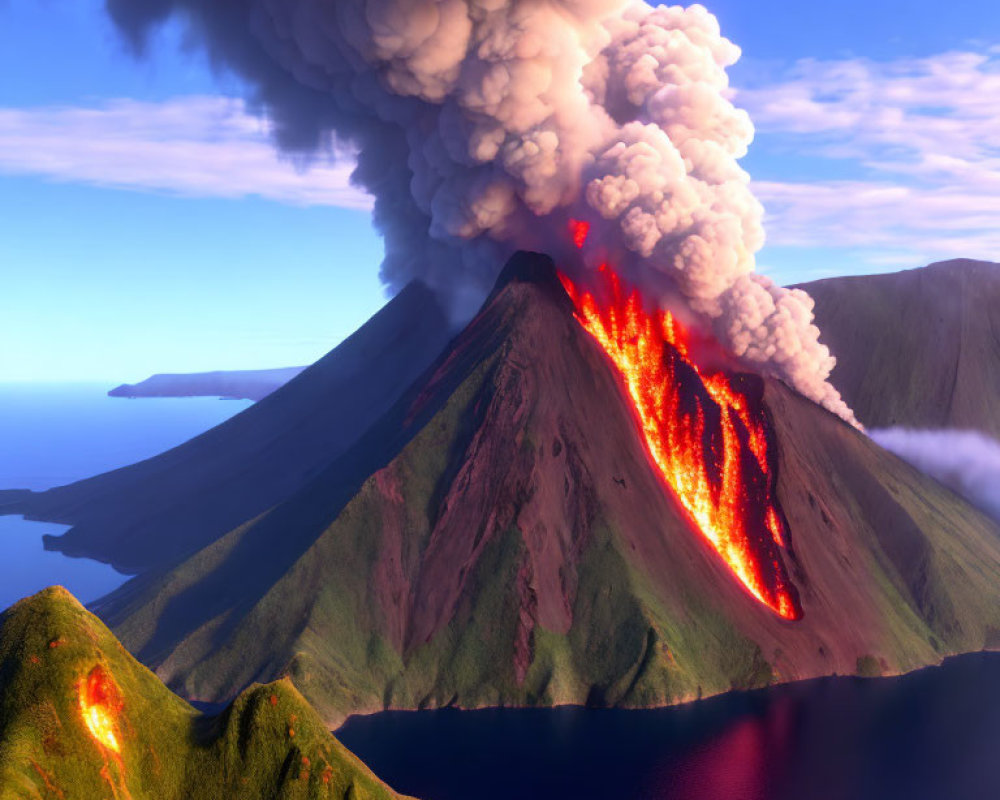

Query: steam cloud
[870,428,1000,523]
[107,0,857,426]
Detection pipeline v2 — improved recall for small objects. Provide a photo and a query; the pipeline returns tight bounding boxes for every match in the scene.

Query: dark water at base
[337,652,1000,800]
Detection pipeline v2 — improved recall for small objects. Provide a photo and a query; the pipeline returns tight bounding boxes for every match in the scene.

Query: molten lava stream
[558,265,800,620]
[79,665,122,753]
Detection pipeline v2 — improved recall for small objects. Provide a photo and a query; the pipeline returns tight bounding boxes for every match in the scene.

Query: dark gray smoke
[871,428,1000,522]
[106,0,857,425]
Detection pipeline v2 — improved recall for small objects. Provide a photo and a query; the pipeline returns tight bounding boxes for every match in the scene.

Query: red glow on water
[558,266,800,620]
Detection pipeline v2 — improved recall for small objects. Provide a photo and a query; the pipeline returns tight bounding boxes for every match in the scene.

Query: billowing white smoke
[107,0,857,426]
[871,428,1000,522]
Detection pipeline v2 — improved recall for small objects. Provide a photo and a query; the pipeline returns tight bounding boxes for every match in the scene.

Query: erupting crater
[558,244,801,620]
[79,665,123,754]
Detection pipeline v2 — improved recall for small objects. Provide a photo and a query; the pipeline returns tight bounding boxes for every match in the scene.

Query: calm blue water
[338,653,1000,800]
[0,383,250,611]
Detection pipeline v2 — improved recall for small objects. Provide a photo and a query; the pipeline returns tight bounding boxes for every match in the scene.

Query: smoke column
[870,428,1000,523]
[107,0,858,426]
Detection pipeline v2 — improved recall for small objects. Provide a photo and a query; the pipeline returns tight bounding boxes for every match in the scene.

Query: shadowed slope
[797,259,1000,436]
[99,253,1000,726]
[0,587,411,800]
[4,282,452,573]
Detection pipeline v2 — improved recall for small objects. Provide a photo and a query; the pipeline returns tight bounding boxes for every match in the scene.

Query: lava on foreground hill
[79,665,123,754]
[559,261,801,621]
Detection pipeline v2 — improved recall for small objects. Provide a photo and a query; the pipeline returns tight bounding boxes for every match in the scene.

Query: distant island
[108,366,306,401]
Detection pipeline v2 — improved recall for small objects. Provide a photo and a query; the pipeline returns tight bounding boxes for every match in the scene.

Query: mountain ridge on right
[795,258,1000,436]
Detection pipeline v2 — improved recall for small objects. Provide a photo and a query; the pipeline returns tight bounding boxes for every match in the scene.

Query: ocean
[0,382,250,611]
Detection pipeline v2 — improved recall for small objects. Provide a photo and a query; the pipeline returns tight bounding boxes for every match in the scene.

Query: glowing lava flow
[558,258,800,620]
[79,665,122,753]
[569,219,591,250]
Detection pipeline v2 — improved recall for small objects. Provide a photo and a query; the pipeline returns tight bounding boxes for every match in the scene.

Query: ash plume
[871,428,1000,522]
[107,0,857,426]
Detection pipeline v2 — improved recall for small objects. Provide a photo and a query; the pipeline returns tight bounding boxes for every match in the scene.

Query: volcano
[0,587,409,799]
[84,252,1000,726]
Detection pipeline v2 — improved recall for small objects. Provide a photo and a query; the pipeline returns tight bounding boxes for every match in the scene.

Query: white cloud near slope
[738,50,1000,263]
[0,95,372,209]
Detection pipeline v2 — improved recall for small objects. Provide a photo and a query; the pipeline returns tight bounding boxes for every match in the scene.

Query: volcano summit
[56,251,1000,726]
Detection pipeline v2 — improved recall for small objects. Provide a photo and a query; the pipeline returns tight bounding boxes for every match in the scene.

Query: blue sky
[2,0,999,380]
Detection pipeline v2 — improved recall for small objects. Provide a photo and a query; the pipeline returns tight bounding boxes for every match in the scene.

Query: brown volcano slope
[99,253,1000,726]
[0,587,409,800]
[796,259,1000,436]
[3,281,452,573]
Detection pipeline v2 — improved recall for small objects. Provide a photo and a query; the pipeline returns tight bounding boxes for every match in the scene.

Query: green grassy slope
[0,587,411,800]
[796,259,1000,436]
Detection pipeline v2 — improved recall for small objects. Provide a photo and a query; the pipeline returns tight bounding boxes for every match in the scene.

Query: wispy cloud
[753,179,1000,256]
[738,50,1000,264]
[4,61,997,268]
[0,96,373,209]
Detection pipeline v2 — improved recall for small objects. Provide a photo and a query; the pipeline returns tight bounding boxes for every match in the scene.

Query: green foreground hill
[0,587,411,800]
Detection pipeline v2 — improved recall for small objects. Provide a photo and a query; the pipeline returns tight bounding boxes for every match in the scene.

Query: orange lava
[569,218,591,249]
[559,265,800,620]
[79,665,122,753]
